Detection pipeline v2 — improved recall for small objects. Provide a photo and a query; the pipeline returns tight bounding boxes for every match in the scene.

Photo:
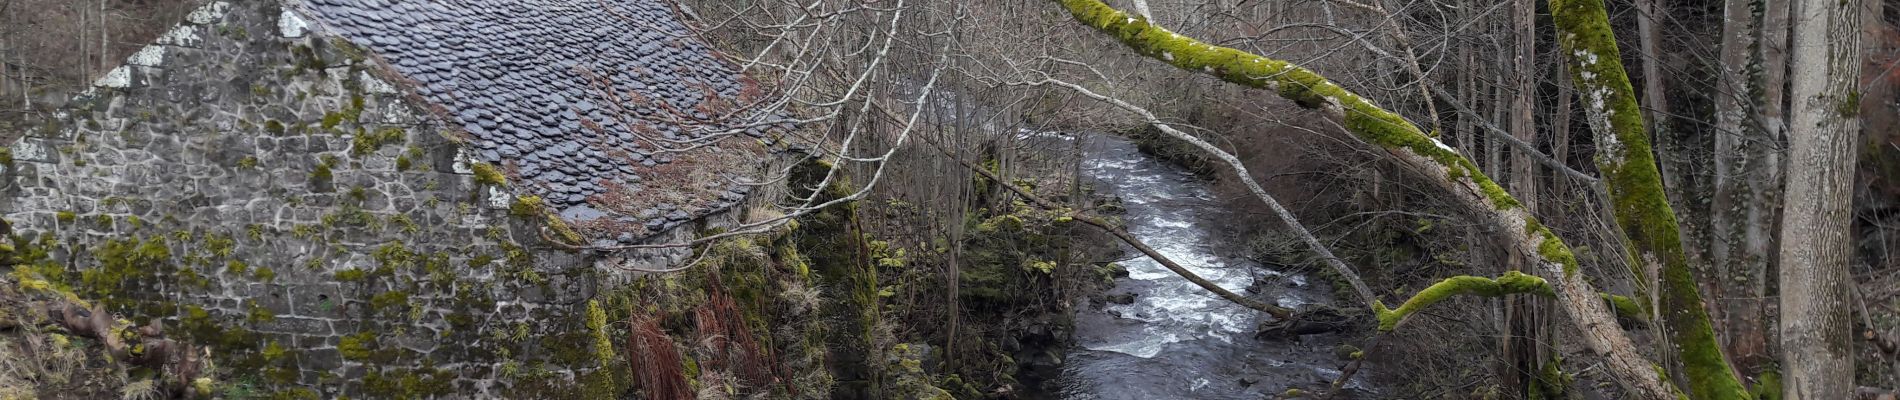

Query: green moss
[268,388,319,400]
[252,267,276,282]
[237,156,259,169]
[585,300,614,368]
[56,211,76,224]
[320,95,367,132]
[1837,90,1860,117]
[226,259,250,275]
[1600,293,1647,322]
[1524,220,1583,276]
[310,161,334,187]
[264,120,286,135]
[205,232,236,258]
[320,112,347,131]
[1531,357,1575,399]
[351,127,406,156]
[368,291,410,316]
[338,332,375,361]
[544,214,585,245]
[334,267,366,282]
[510,195,545,218]
[1750,369,1780,400]
[80,236,171,303]
[1372,271,1553,331]
[247,301,277,324]
[363,366,456,398]
[388,215,418,234]
[472,162,506,186]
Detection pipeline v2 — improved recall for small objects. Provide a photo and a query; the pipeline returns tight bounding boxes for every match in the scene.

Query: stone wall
[0,1,733,397]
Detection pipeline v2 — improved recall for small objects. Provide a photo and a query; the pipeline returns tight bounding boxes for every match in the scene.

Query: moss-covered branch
[1548,0,1748,397]
[1372,272,1646,331]
[1373,271,1554,330]
[1049,0,1676,397]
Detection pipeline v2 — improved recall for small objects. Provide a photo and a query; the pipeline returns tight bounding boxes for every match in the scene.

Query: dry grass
[0,286,113,400]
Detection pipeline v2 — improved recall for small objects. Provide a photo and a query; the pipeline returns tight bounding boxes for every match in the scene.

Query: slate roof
[296,0,773,244]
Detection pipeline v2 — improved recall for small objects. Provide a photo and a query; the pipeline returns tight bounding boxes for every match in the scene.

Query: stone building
[1,0,778,396]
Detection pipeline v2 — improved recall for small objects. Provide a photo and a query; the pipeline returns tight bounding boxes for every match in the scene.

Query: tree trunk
[1549,0,1751,395]
[100,0,108,73]
[1635,0,1682,213]
[1554,60,1572,170]
[1512,0,1538,213]
[1730,0,1794,377]
[1709,0,1757,373]
[1507,0,1543,394]
[1778,0,1862,396]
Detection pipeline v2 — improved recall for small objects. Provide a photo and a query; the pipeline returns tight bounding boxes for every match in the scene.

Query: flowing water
[1058,135,1373,399]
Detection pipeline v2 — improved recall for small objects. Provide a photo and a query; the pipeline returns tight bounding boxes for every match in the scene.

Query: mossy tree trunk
[1777,0,1863,396]
[1047,0,1676,397]
[1548,0,1754,396]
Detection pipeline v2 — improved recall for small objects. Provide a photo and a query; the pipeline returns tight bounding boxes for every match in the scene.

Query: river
[1057,135,1375,399]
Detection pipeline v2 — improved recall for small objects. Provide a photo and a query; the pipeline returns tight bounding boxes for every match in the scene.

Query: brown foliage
[627,310,693,400]
[692,275,789,395]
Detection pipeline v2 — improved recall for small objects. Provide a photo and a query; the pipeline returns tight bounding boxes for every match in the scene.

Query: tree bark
[1709,0,1765,374]
[1779,0,1862,396]
[1508,0,1542,394]
[1511,0,1537,213]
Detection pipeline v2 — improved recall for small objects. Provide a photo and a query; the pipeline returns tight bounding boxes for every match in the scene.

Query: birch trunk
[1778,0,1862,396]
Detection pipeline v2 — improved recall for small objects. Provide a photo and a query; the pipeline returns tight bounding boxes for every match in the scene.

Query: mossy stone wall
[0,1,743,397]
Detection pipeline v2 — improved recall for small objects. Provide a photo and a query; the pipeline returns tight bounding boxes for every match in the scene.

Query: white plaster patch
[127,46,165,67]
[11,140,48,162]
[279,9,309,38]
[360,71,398,94]
[452,149,474,174]
[156,26,202,47]
[94,67,132,88]
[382,102,415,124]
[486,186,512,209]
[186,1,231,25]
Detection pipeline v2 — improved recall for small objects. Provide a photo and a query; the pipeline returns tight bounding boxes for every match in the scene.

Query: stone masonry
[0,0,766,397]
